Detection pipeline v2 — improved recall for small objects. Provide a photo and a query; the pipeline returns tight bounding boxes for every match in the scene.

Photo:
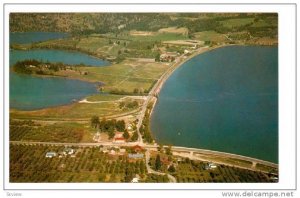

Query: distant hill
[10,13,277,38]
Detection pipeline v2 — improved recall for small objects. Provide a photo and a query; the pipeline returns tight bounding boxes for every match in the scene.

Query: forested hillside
[10,13,277,38]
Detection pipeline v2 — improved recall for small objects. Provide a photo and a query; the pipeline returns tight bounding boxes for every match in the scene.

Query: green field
[85,94,124,102]
[193,31,228,43]
[128,32,189,42]
[10,98,141,120]
[220,18,255,28]
[10,120,94,143]
[77,36,109,52]
[97,32,189,42]
[55,59,170,93]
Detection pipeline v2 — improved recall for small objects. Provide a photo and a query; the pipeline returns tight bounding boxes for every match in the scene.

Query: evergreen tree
[155,154,161,171]
[116,120,125,131]
[131,131,138,141]
[123,130,129,139]
[91,116,100,129]
[168,164,176,173]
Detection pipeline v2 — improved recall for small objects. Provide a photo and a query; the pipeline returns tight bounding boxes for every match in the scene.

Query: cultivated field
[9,144,277,183]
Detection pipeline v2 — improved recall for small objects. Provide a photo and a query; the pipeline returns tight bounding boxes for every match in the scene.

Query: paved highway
[10,140,278,169]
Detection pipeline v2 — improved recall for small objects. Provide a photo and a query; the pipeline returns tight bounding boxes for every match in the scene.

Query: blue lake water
[150,46,278,163]
[9,33,110,110]
[10,74,99,110]
[10,32,69,44]
[10,49,110,66]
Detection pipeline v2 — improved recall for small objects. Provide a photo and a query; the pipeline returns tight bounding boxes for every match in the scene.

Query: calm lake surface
[151,46,278,163]
[10,32,69,44]
[9,33,110,110]
[10,49,110,66]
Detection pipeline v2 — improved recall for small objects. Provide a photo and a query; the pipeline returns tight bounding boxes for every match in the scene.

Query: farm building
[160,52,179,62]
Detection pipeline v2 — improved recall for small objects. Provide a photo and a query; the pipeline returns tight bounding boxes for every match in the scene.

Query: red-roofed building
[114,132,124,139]
[114,137,125,143]
[132,145,144,153]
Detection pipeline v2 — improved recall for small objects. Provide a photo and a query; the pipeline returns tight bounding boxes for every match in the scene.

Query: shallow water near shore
[150,46,278,163]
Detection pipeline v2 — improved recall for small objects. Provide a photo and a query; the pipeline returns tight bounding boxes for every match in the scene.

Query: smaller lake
[10,74,98,110]
[10,48,110,110]
[10,32,69,44]
[10,49,110,66]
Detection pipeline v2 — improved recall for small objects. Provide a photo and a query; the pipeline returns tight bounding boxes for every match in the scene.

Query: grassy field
[10,97,142,120]
[220,18,255,28]
[158,27,189,35]
[192,31,228,43]
[85,94,124,102]
[77,36,109,52]
[251,17,277,28]
[33,37,78,49]
[55,59,170,93]
[128,32,189,42]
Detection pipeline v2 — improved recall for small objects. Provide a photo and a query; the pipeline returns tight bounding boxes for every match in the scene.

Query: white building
[131,177,139,183]
[63,148,75,155]
[206,162,217,169]
[45,152,57,158]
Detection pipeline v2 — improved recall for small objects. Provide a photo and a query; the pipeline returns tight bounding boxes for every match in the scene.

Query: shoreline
[148,44,233,116]
[10,45,110,62]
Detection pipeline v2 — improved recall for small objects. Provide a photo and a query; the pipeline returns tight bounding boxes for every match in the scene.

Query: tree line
[91,116,129,139]
[139,103,154,143]
[13,59,91,75]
